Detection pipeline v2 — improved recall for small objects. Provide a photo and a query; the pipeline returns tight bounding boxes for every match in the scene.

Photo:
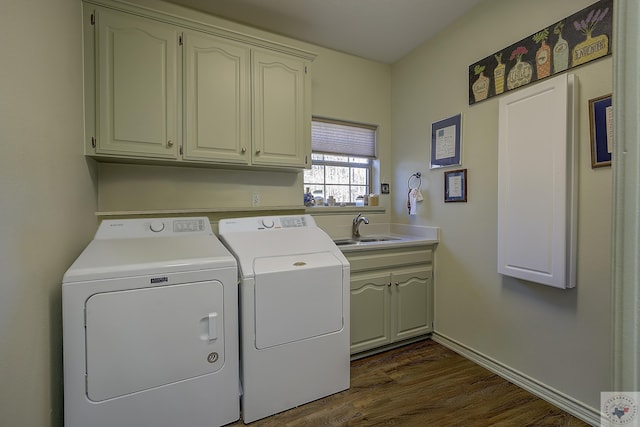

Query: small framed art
[588,94,612,168]
[444,169,467,203]
[430,113,462,169]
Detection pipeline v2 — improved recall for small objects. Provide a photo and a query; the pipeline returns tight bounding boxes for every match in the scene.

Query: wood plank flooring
[228,339,589,426]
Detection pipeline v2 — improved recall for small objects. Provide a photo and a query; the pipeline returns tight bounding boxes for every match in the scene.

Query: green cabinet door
[94,9,179,158]
[350,272,392,354]
[252,50,309,168]
[392,266,433,341]
[183,31,250,164]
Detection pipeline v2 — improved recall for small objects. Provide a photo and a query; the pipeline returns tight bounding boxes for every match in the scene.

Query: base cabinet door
[94,8,179,159]
[350,272,391,354]
[345,245,435,356]
[392,266,433,341]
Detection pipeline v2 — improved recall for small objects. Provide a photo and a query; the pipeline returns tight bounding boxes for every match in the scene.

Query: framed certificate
[430,114,462,169]
[588,94,612,168]
[444,169,467,203]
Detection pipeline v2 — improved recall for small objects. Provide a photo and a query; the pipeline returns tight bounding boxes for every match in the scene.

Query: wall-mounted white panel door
[497,74,576,288]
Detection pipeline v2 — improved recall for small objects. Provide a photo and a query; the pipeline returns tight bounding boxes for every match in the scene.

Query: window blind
[311,118,377,158]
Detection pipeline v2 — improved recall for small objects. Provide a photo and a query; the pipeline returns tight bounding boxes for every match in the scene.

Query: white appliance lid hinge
[90,13,95,25]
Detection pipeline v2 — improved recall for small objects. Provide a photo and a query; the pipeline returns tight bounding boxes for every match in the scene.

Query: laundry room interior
[1,0,637,426]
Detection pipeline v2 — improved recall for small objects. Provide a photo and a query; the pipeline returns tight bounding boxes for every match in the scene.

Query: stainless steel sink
[333,236,400,246]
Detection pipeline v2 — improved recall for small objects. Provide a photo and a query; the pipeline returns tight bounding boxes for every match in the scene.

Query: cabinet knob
[167,140,174,147]
[255,149,261,154]
[241,147,247,153]
[387,282,392,287]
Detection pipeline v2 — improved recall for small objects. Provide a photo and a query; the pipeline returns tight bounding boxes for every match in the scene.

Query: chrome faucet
[352,213,369,238]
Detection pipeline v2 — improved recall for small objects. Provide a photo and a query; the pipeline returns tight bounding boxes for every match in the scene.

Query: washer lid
[219,228,346,278]
[63,235,236,283]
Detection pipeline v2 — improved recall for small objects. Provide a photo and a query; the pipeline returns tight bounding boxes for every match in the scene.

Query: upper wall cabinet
[497,74,577,289]
[182,31,251,165]
[93,9,179,159]
[83,1,315,170]
[252,50,309,168]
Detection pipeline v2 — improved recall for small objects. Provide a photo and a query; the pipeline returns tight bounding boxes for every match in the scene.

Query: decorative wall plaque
[469,0,612,105]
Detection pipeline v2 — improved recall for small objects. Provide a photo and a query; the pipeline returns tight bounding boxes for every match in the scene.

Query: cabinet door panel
[350,272,391,354]
[392,267,433,341]
[252,50,308,167]
[183,32,250,163]
[497,74,576,288]
[96,9,178,158]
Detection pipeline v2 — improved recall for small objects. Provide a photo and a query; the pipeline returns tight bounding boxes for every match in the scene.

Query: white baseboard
[432,332,601,426]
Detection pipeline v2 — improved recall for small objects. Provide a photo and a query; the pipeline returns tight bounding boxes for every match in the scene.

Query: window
[304,118,377,204]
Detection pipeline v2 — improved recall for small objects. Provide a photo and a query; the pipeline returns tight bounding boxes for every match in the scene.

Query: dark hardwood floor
[228,339,589,426]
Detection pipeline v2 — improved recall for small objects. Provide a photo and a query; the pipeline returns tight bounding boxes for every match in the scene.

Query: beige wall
[391,0,612,410]
[97,0,392,216]
[0,1,99,426]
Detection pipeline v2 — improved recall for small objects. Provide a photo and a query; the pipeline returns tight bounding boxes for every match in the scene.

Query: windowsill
[305,205,386,215]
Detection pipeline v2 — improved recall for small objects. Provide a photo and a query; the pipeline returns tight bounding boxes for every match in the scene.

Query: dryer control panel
[219,215,317,233]
[95,217,212,239]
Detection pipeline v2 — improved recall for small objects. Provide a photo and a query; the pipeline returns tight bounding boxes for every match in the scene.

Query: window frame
[305,117,377,206]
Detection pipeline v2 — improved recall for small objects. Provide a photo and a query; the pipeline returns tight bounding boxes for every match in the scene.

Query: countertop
[331,224,439,253]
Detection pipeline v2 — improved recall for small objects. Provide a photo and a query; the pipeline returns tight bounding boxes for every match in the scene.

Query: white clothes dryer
[62,217,239,427]
[218,214,350,424]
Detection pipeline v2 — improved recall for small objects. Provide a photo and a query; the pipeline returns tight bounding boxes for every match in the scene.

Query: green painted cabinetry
[182,31,250,165]
[83,1,314,169]
[93,8,179,159]
[344,245,434,356]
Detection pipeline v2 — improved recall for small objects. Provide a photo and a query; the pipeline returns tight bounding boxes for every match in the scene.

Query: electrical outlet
[252,192,260,207]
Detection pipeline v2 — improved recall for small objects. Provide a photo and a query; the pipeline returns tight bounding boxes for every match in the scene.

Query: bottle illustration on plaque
[507,46,532,90]
[533,28,551,79]
[553,22,569,73]
[493,53,506,95]
[471,64,490,103]
[572,6,609,67]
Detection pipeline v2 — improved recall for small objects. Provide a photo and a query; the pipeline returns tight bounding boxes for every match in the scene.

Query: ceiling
[164,0,483,63]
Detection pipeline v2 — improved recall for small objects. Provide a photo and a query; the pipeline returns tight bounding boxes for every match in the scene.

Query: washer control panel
[219,215,316,233]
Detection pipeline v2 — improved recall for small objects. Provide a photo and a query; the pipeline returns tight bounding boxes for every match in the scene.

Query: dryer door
[253,252,344,349]
[85,281,224,401]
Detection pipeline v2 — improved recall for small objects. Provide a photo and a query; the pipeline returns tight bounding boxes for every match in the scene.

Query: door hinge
[91,136,96,148]
[179,35,183,46]
[304,65,308,74]
[179,145,183,155]
[90,13,95,25]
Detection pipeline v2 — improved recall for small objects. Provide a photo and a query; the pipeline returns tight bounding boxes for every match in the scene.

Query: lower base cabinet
[344,245,434,356]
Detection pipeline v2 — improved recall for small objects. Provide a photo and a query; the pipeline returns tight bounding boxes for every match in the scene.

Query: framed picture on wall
[589,94,612,168]
[430,113,462,169]
[444,169,467,203]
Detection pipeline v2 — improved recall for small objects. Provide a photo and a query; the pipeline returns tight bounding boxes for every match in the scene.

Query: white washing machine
[62,217,239,427]
[218,214,350,424]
